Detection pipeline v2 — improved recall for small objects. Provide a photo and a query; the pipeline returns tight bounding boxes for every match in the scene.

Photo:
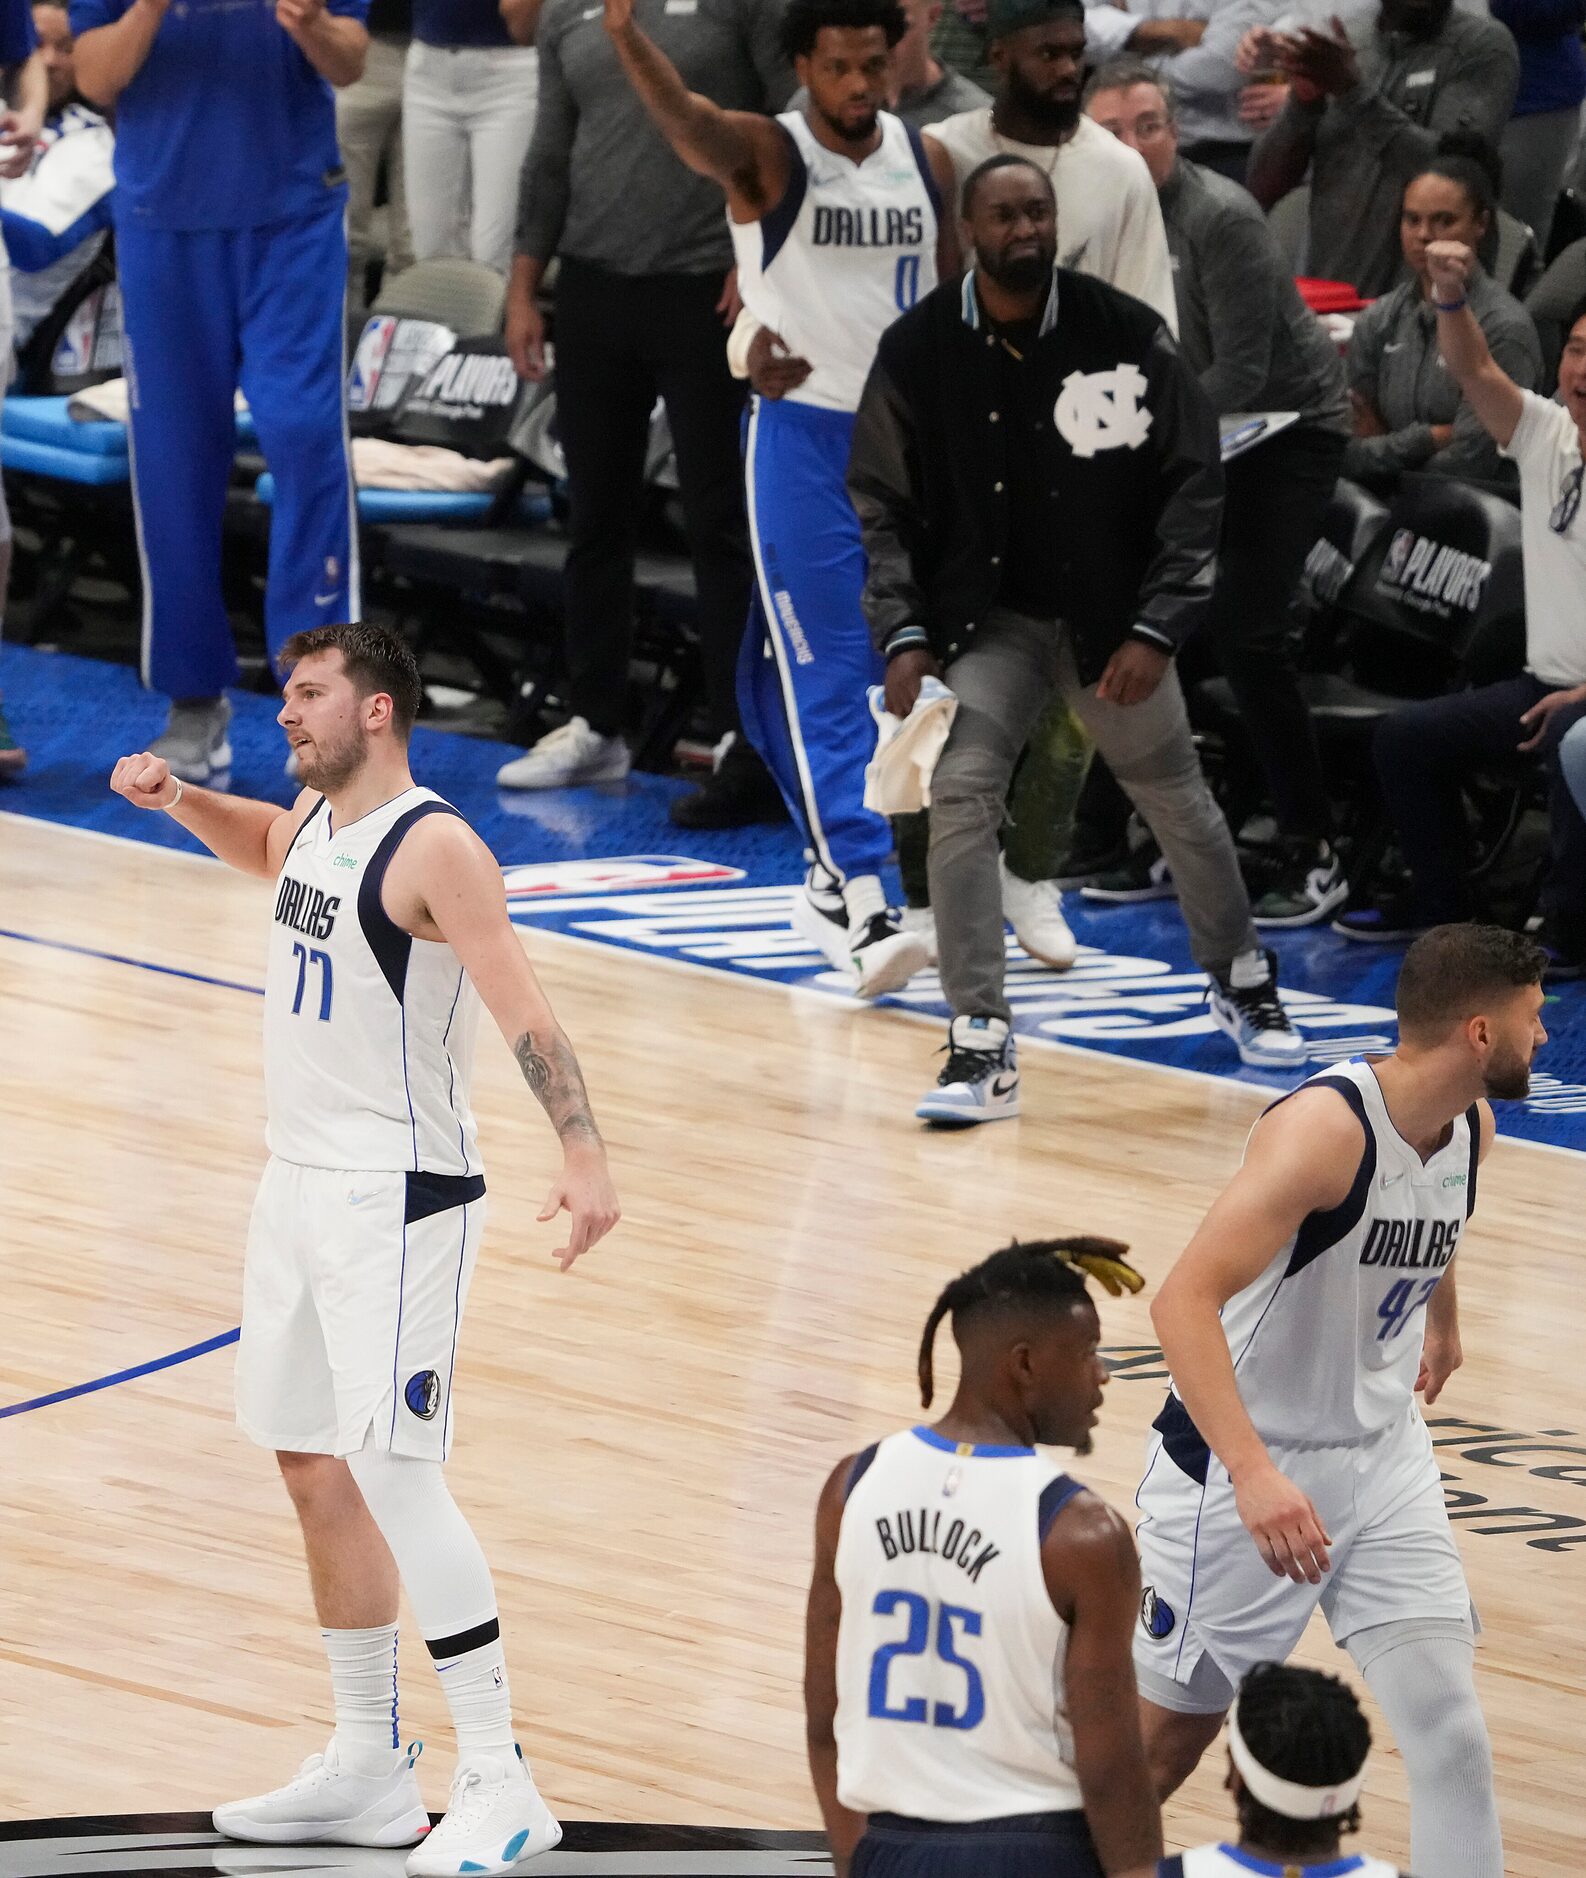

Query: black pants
[854,1812,1104,1878]
[553,257,752,739]
[1374,672,1586,948]
[1190,422,1346,843]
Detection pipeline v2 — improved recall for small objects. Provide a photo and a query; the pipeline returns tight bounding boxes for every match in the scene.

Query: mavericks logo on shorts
[405,1369,441,1421]
[1140,1585,1175,1639]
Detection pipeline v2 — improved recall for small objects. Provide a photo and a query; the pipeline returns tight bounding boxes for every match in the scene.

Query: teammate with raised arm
[806,1238,1162,1878]
[1134,924,1548,1878]
[604,0,958,997]
[110,623,619,1878]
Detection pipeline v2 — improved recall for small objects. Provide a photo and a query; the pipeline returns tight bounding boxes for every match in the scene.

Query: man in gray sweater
[499,0,794,826]
[1245,0,1518,297]
[1088,57,1353,924]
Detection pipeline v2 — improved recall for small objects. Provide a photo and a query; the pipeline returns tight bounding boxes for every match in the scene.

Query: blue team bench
[0,394,262,485]
[255,471,554,529]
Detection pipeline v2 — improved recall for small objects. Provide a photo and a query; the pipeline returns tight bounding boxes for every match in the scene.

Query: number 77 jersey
[264,787,482,1177]
[834,1427,1088,1820]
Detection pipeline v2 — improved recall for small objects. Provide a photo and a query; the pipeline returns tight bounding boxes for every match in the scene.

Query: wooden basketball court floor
[2,809,1583,1872]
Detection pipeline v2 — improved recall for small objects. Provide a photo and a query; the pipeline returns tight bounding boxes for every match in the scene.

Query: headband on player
[1227,1704,1367,1820]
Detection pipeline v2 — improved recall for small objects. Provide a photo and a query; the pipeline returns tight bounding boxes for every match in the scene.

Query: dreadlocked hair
[917,1237,1123,1407]
[1234,1663,1371,1855]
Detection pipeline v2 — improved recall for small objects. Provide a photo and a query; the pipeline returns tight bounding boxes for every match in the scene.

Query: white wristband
[163,776,185,811]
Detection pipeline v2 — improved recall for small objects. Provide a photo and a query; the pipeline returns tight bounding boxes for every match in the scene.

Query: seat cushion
[3,394,128,457]
[0,433,132,483]
[256,473,550,527]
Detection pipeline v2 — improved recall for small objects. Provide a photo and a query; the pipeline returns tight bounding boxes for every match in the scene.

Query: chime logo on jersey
[1054,364,1153,458]
[405,1370,441,1420]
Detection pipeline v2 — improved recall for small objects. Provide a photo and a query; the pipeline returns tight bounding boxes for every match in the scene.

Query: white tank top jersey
[1161,1847,1403,1878]
[834,1426,1088,1821]
[1156,1058,1479,1461]
[263,787,482,1176]
[730,110,940,413]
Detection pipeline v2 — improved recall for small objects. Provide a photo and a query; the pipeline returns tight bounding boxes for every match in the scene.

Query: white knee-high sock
[346,1447,515,1762]
[323,1623,401,1772]
[1354,1626,1503,1878]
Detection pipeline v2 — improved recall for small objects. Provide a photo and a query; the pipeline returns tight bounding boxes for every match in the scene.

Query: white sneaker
[916,1016,1020,1126]
[150,697,232,784]
[406,1746,562,1877]
[900,905,938,967]
[1208,946,1308,1068]
[213,1738,428,1847]
[495,717,630,790]
[999,857,1076,970]
[791,887,928,997]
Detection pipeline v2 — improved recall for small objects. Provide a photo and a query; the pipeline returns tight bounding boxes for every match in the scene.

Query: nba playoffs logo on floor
[1140,1586,1175,1638]
[503,857,746,902]
[405,1370,441,1420]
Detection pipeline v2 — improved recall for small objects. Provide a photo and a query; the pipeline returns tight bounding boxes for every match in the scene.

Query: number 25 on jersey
[867,1590,985,1729]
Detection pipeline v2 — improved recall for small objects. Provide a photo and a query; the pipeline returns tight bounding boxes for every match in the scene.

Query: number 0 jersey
[834,1426,1087,1821]
[264,788,482,1176]
[1160,1058,1478,1453]
[730,110,940,414]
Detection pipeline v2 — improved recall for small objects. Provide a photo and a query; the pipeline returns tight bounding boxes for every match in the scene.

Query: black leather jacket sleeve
[1131,326,1225,657]
[848,351,931,664]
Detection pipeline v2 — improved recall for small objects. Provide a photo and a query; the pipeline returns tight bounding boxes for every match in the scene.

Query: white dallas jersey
[264,787,481,1176]
[731,110,939,413]
[1165,1058,1478,1451]
[834,1426,1086,1821]
[1166,1847,1402,1878]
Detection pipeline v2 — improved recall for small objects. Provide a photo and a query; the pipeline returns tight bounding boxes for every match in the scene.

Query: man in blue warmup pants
[72,0,367,782]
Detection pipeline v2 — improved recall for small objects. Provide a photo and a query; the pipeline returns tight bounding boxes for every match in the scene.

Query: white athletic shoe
[406,1746,562,1877]
[790,887,929,998]
[999,857,1077,970]
[916,1016,1020,1126]
[1208,946,1308,1068]
[495,717,630,790]
[899,905,938,967]
[213,1739,428,1848]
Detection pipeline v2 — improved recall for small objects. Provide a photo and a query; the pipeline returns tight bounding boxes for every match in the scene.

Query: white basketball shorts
[1133,1397,1473,1710]
[236,1157,486,1462]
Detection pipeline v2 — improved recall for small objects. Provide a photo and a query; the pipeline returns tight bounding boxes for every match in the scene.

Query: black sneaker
[1252,841,1350,929]
[669,734,787,830]
[1332,895,1441,944]
[1082,843,1176,904]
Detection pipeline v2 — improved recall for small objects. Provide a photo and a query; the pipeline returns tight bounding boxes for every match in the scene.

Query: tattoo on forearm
[513,1028,602,1147]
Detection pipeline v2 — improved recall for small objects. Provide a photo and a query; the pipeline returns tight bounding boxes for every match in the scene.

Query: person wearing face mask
[1342,134,1543,491]
[1244,0,1519,298]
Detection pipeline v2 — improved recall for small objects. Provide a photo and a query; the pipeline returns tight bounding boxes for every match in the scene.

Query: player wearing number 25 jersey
[1136,925,1549,1878]
[805,1238,1163,1878]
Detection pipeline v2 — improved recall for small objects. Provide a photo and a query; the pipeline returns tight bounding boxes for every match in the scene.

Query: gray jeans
[930,608,1258,1022]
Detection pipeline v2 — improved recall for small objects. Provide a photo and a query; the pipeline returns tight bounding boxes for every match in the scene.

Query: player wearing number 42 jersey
[805,1237,1164,1878]
[109,623,620,1878]
[1135,924,1550,1878]
[604,0,959,997]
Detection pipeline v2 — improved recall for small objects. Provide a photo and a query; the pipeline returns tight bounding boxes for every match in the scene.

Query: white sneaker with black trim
[1208,946,1308,1068]
[999,857,1077,969]
[406,1745,562,1877]
[213,1739,428,1847]
[791,887,929,997]
[916,1016,1020,1126]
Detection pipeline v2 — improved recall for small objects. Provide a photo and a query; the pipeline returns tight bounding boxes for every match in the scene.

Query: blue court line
[0,1327,241,1420]
[0,926,263,997]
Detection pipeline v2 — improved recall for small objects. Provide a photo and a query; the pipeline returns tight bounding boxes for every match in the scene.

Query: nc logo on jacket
[1054,364,1152,459]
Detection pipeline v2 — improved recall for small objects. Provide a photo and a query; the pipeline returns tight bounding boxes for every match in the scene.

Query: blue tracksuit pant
[117,198,358,699]
[738,395,892,890]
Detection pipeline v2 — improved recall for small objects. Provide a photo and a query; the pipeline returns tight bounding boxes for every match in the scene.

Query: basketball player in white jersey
[1134,923,1549,1878]
[604,0,958,998]
[1161,1663,1406,1878]
[109,623,620,1877]
[805,1237,1163,1878]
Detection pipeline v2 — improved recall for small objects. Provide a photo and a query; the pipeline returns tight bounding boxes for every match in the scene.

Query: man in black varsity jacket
[849,153,1304,1126]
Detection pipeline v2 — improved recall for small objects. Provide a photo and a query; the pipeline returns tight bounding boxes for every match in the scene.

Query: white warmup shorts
[1133,1398,1474,1712]
[237,1157,486,1462]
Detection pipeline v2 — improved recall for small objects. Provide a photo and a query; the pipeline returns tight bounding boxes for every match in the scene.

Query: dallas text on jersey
[1360,1216,1462,1271]
[811,206,926,249]
[274,876,341,942]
